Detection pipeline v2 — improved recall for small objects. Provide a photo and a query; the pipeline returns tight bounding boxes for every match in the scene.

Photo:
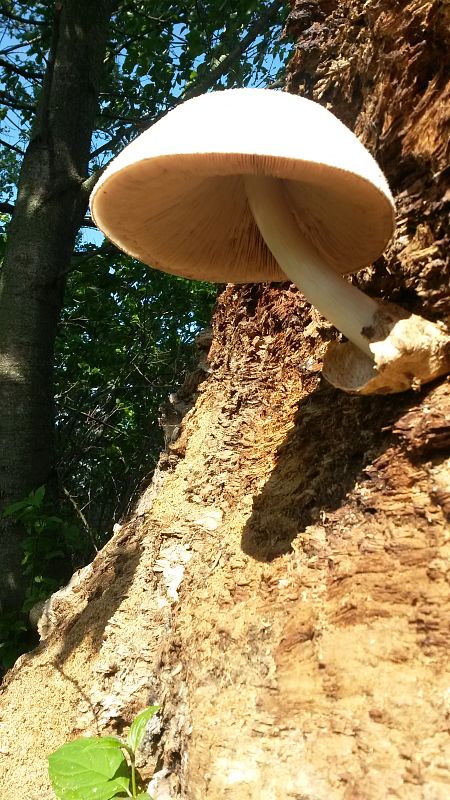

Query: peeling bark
[1,1,449,798]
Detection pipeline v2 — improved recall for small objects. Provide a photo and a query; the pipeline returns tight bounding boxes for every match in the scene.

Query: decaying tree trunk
[1,1,449,798]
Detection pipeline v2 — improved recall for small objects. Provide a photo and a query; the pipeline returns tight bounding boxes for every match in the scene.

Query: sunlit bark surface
[1,2,449,797]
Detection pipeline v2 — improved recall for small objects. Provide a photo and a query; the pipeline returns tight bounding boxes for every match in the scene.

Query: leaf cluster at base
[48,706,159,800]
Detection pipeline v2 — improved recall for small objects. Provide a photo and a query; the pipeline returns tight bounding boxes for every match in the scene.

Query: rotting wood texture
[1,1,449,798]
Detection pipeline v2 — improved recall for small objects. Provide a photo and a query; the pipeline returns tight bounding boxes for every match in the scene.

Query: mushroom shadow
[241,382,411,561]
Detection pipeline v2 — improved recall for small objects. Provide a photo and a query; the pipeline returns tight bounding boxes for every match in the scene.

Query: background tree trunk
[1,1,449,798]
[0,0,111,613]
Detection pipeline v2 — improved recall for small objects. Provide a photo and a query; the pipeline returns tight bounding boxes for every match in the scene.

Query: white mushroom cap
[90,88,395,283]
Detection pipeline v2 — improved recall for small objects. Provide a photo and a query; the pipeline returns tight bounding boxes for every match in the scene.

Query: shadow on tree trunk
[241,383,416,560]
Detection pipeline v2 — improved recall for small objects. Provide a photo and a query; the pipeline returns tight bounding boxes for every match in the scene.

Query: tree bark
[0,0,112,613]
[1,1,449,798]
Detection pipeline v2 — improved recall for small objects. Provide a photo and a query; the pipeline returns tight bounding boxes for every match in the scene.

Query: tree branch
[33,1,62,142]
[90,124,131,159]
[0,56,43,81]
[0,91,35,112]
[184,0,284,101]
[0,36,41,55]
[0,4,45,26]
[0,201,15,215]
[0,136,24,156]
[104,32,147,64]
[81,171,104,196]
[62,240,119,275]
[62,486,97,550]
[72,242,115,261]
[112,3,174,27]
[80,217,97,228]
[99,109,144,122]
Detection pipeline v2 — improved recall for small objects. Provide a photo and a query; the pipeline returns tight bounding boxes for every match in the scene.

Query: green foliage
[1,3,292,539]
[56,255,217,536]
[0,1,292,627]
[1,2,291,166]
[0,612,28,673]
[0,486,86,672]
[48,706,160,800]
[48,737,130,800]
[127,706,160,754]
[2,485,86,603]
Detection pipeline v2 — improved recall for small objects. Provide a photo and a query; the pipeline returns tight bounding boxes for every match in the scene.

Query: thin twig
[184,0,284,101]
[0,55,42,80]
[0,35,41,55]
[63,486,98,552]
[0,5,45,26]
[63,404,122,433]
[0,136,24,156]
[0,91,35,112]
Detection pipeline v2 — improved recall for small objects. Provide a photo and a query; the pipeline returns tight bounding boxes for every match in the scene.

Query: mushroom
[90,89,449,394]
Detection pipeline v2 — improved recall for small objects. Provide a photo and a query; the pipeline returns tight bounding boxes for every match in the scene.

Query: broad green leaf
[48,736,130,800]
[2,499,32,518]
[32,485,46,506]
[2,485,45,517]
[127,706,159,753]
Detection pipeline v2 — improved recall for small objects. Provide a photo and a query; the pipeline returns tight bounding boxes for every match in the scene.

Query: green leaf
[2,485,46,517]
[2,499,32,518]
[32,484,46,506]
[48,736,130,800]
[127,706,159,753]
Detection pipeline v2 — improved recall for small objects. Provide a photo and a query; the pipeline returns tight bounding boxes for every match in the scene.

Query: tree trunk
[0,0,111,613]
[1,1,449,798]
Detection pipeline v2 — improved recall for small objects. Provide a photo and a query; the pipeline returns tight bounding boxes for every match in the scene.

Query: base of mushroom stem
[322,302,450,395]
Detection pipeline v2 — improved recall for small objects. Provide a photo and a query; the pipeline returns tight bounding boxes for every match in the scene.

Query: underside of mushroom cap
[90,88,395,283]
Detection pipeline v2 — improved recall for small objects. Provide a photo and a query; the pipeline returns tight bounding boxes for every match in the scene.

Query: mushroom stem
[244,175,379,356]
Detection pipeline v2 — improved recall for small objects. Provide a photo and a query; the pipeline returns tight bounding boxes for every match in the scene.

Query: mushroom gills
[244,174,450,394]
[244,174,378,357]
